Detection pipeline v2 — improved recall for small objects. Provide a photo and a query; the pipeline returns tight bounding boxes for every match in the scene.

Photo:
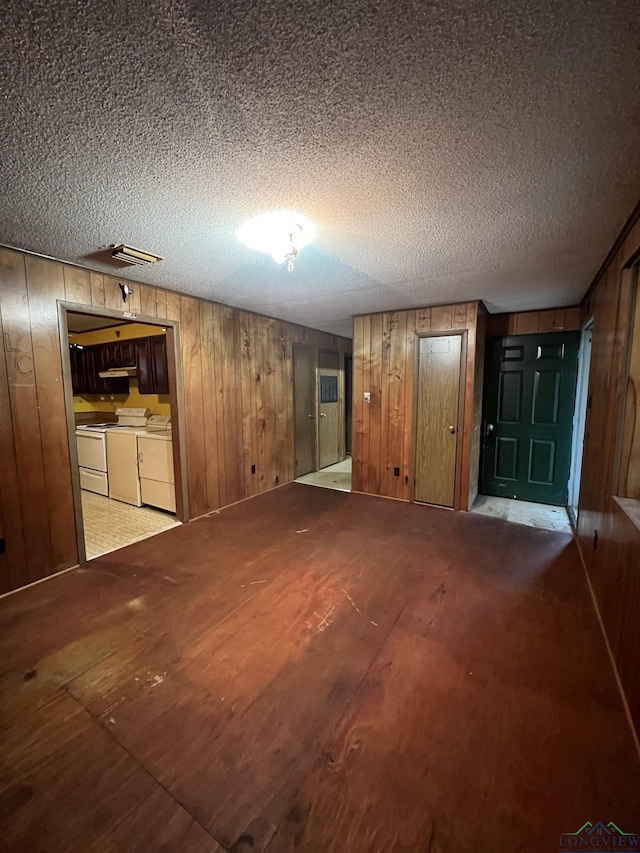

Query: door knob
[308,413,314,418]
[320,412,326,417]
[448,425,456,434]
[485,423,494,437]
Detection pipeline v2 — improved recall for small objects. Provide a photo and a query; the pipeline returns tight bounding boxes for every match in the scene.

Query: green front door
[481,331,580,505]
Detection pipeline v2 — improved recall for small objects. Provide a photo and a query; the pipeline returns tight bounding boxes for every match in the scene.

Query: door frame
[410,330,467,509]
[293,345,347,478]
[568,319,594,523]
[57,301,189,565]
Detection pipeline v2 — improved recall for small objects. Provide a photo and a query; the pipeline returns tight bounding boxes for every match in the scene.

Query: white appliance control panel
[115,407,150,427]
[115,407,149,418]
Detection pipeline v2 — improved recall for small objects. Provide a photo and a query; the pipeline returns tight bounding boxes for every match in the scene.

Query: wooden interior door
[318,351,340,469]
[414,335,463,507]
[294,345,316,477]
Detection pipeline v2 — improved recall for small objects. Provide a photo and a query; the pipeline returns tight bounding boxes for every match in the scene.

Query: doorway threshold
[470,495,572,533]
[295,458,352,493]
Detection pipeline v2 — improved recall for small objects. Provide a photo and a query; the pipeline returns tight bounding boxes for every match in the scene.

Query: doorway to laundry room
[60,305,186,561]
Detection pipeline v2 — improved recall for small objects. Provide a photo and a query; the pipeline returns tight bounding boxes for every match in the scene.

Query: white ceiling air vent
[111,245,163,266]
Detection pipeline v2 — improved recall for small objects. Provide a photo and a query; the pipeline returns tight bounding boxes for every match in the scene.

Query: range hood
[98,367,137,378]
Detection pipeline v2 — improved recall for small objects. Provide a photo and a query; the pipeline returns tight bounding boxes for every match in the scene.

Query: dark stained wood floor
[1,483,639,852]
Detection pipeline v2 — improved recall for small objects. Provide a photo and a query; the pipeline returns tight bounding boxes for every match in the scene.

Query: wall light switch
[363,392,371,403]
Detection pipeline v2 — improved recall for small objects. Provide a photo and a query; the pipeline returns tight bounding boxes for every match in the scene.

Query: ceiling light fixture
[236,210,316,271]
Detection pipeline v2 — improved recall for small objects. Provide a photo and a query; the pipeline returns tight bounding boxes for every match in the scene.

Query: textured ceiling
[2,0,639,338]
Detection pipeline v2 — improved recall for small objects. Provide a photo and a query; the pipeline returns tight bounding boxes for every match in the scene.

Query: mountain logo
[559,821,640,850]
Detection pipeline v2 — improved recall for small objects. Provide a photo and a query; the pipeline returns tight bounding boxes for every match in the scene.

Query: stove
[76,407,151,433]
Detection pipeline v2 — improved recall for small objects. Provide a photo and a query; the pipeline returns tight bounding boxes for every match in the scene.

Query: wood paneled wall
[0,248,349,594]
[352,302,483,510]
[618,289,640,499]
[576,212,640,737]
[486,306,583,337]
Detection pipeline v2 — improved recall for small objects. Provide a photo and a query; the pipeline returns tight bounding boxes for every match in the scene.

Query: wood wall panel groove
[361,316,372,494]
[179,295,208,519]
[103,277,124,312]
[0,304,28,592]
[138,283,158,318]
[368,314,383,495]
[200,301,221,512]
[264,318,278,490]
[89,273,105,307]
[239,312,253,497]
[379,314,392,498]
[0,250,53,584]
[25,257,77,573]
[63,267,92,304]
[351,317,364,492]
[402,311,417,499]
[155,289,168,320]
[0,247,349,592]
[387,311,407,500]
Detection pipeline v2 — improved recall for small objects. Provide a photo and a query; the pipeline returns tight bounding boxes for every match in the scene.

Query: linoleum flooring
[81,490,181,560]
[295,457,352,492]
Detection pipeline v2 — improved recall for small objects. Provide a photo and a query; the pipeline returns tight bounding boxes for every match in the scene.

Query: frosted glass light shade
[237,210,316,264]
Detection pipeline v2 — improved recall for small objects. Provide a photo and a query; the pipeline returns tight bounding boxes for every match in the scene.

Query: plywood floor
[1,484,638,852]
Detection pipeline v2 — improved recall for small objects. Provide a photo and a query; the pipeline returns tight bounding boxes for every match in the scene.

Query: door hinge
[587,395,592,410]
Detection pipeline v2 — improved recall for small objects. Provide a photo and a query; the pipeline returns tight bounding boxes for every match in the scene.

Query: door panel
[414,335,463,507]
[495,436,518,480]
[294,345,315,477]
[318,351,340,469]
[481,331,580,505]
[151,336,169,394]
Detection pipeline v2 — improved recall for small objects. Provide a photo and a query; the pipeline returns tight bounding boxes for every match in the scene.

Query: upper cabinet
[101,340,137,369]
[70,334,168,396]
[69,345,128,395]
[136,335,169,394]
[150,336,169,394]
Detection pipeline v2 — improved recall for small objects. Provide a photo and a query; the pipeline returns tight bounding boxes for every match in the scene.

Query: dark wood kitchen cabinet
[135,335,169,395]
[69,344,84,391]
[101,340,136,369]
[70,336,167,396]
[69,344,128,395]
